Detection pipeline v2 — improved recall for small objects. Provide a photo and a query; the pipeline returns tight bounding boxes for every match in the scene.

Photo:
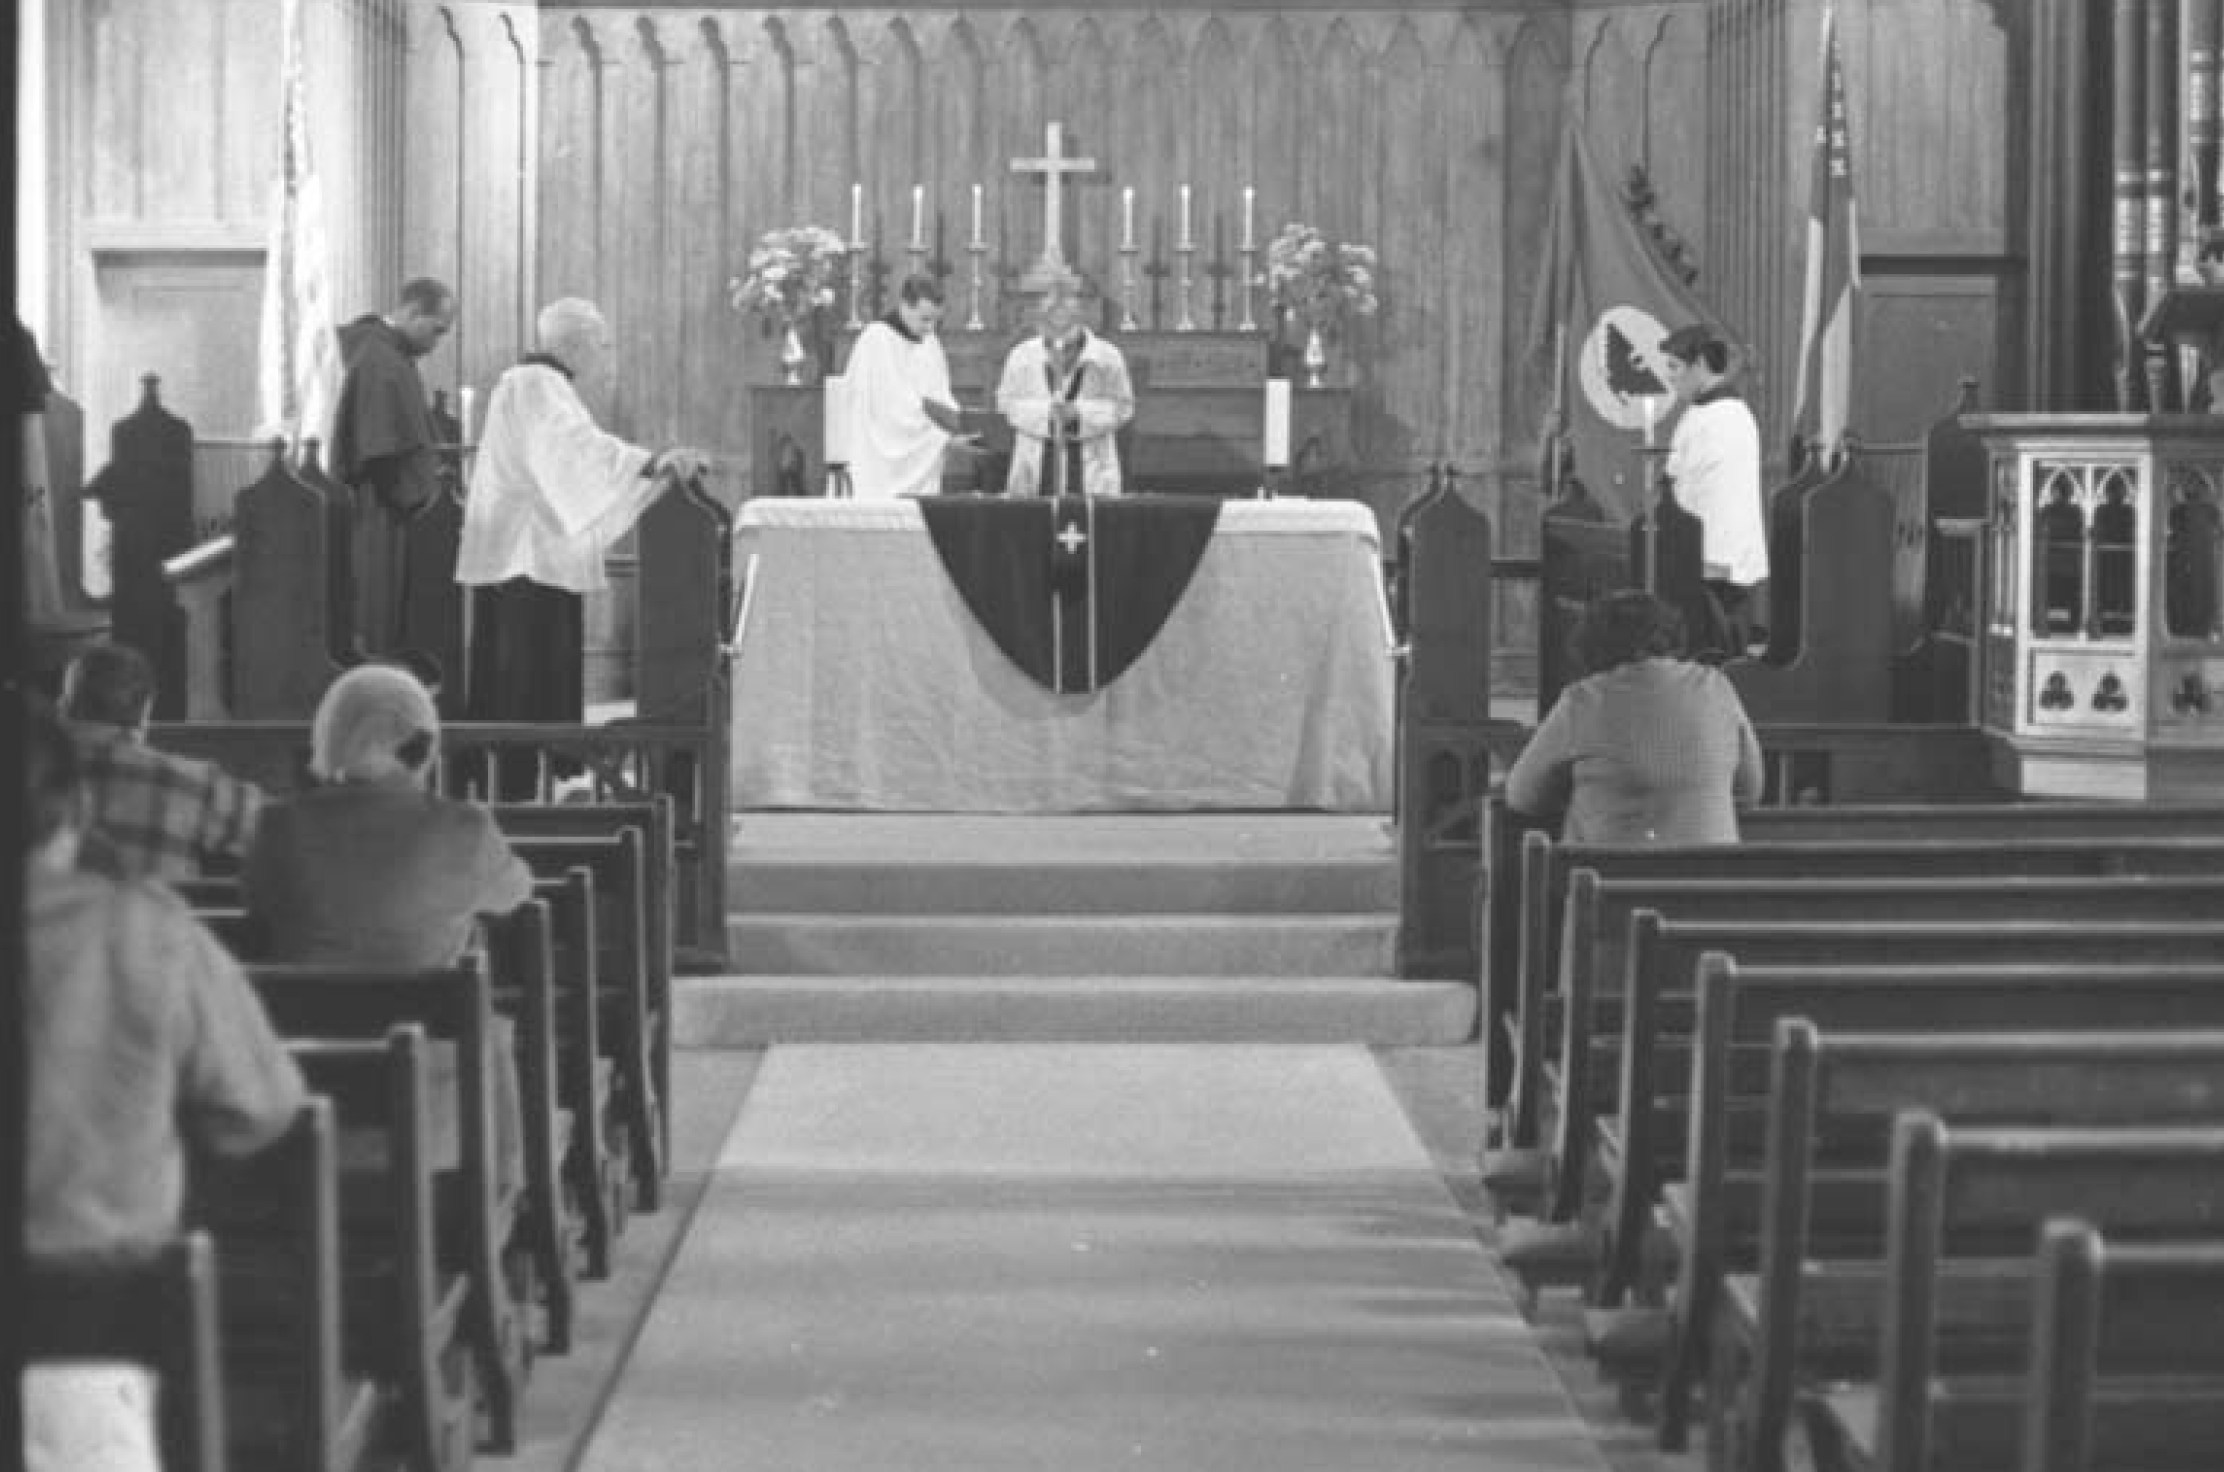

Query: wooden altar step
[675,815,1474,1044]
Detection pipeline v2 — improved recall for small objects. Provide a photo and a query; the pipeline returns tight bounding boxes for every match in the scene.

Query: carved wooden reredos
[41,0,2030,525]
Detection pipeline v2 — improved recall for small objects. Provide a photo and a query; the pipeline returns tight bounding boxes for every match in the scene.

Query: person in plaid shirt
[60,641,264,880]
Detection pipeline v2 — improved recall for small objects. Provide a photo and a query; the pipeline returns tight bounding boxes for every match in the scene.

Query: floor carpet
[575,1044,1604,1472]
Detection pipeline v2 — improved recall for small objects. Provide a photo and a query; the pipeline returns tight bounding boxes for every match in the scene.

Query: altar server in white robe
[996,276,1134,497]
[456,297,709,740]
[842,274,967,499]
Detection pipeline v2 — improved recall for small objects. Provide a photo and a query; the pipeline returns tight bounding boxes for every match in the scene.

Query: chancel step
[674,975,1475,1045]
[725,913,1397,978]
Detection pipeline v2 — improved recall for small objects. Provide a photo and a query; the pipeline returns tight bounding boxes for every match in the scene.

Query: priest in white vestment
[456,297,708,784]
[841,274,965,499]
[996,277,1134,497]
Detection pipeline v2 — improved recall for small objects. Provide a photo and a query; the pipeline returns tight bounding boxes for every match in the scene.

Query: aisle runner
[578,1046,1602,1472]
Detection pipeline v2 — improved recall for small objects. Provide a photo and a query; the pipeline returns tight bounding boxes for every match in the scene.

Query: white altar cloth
[727,498,1394,812]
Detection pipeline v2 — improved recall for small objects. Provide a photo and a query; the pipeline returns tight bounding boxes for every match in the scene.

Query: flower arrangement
[1263,223,1379,336]
[728,225,848,336]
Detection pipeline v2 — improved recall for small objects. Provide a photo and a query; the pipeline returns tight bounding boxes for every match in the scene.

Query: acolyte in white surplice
[840,314,956,499]
[995,328,1134,498]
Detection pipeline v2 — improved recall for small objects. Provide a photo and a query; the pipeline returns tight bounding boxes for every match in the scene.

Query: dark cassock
[17,316,64,622]
[455,353,665,771]
[330,314,441,656]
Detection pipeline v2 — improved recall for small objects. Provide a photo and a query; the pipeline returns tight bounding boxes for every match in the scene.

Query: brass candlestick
[1175,242,1197,332]
[966,241,988,332]
[1117,245,1141,331]
[1236,246,1259,331]
[844,242,867,329]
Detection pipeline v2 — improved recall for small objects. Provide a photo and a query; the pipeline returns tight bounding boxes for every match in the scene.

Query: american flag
[1791,9,1861,465]
[255,0,342,459]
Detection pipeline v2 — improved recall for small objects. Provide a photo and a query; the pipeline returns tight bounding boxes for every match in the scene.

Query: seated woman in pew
[22,692,308,1472]
[243,662,533,1195]
[1505,589,1764,843]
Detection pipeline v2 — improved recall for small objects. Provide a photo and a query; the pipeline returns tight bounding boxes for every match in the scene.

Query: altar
[726,498,1394,812]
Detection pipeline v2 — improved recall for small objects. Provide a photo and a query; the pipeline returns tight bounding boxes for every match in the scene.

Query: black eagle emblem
[1604,321,1667,399]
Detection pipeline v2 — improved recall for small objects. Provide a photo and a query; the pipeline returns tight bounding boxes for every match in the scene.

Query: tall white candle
[970,184,984,247]
[850,182,863,246]
[910,185,924,249]
[1263,379,1292,468]
[458,386,477,445]
[823,373,853,465]
[1241,186,1255,251]
[1122,187,1135,250]
[1178,184,1192,248]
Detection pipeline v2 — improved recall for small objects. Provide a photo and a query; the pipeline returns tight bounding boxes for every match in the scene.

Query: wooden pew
[248,964,524,1456]
[511,829,666,1209]
[482,902,575,1354]
[498,797,677,1164]
[1494,871,2224,1218]
[25,1233,229,1472]
[186,1099,381,1472]
[1474,792,2224,1108]
[535,867,620,1278]
[1723,1025,2224,1470]
[147,719,729,965]
[1589,917,2224,1308]
[2017,1222,2224,1472]
[1657,967,2224,1456]
[1811,1116,2224,1472]
[188,875,614,1299]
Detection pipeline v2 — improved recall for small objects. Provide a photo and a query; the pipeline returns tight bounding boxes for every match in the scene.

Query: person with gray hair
[995,275,1134,496]
[244,662,532,966]
[456,297,709,776]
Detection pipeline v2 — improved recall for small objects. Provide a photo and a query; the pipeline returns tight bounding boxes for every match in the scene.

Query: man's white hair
[536,298,608,362]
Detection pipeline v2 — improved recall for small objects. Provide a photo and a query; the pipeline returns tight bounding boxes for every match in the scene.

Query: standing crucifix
[1012,120,1097,288]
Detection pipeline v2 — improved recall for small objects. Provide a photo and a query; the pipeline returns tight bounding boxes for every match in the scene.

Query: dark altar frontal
[751,329,1352,501]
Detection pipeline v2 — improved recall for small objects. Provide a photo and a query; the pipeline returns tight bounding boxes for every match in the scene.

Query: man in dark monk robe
[330,277,456,660]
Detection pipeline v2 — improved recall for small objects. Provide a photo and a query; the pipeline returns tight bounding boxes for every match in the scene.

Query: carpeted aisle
[577,1045,1605,1472]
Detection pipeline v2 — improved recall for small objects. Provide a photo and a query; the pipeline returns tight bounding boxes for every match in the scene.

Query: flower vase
[1303,326,1327,390]
[780,323,809,385]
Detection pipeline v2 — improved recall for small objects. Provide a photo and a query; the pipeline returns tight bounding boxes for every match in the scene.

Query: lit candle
[1178,184,1192,248]
[1122,187,1135,250]
[850,182,863,247]
[1641,395,1658,448]
[970,184,984,248]
[910,185,924,250]
[1241,186,1255,251]
[1263,379,1291,468]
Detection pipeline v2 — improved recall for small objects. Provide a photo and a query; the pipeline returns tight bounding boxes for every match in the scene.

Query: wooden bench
[2017,1221,2224,1472]
[1718,1025,2224,1470]
[498,798,678,1163]
[511,829,666,1210]
[1586,916,2224,1307]
[186,1099,381,1472]
[1809,1117,2224,1472]
[248,964,523,1457]
[535,866,621,1279]
[1493,871,2224,1234]
[25,1233,228,1472]
[149,719,728,963]
[1474,793,2224,1108]
[1663,973,2224,1458]
[481,901,574,1355]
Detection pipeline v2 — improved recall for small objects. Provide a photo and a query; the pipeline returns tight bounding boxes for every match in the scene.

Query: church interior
[15,2,2224,1471]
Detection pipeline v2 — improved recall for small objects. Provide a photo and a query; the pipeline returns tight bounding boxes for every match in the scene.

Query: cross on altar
[1055,520,1088,554]
[1012,120,1097,284]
